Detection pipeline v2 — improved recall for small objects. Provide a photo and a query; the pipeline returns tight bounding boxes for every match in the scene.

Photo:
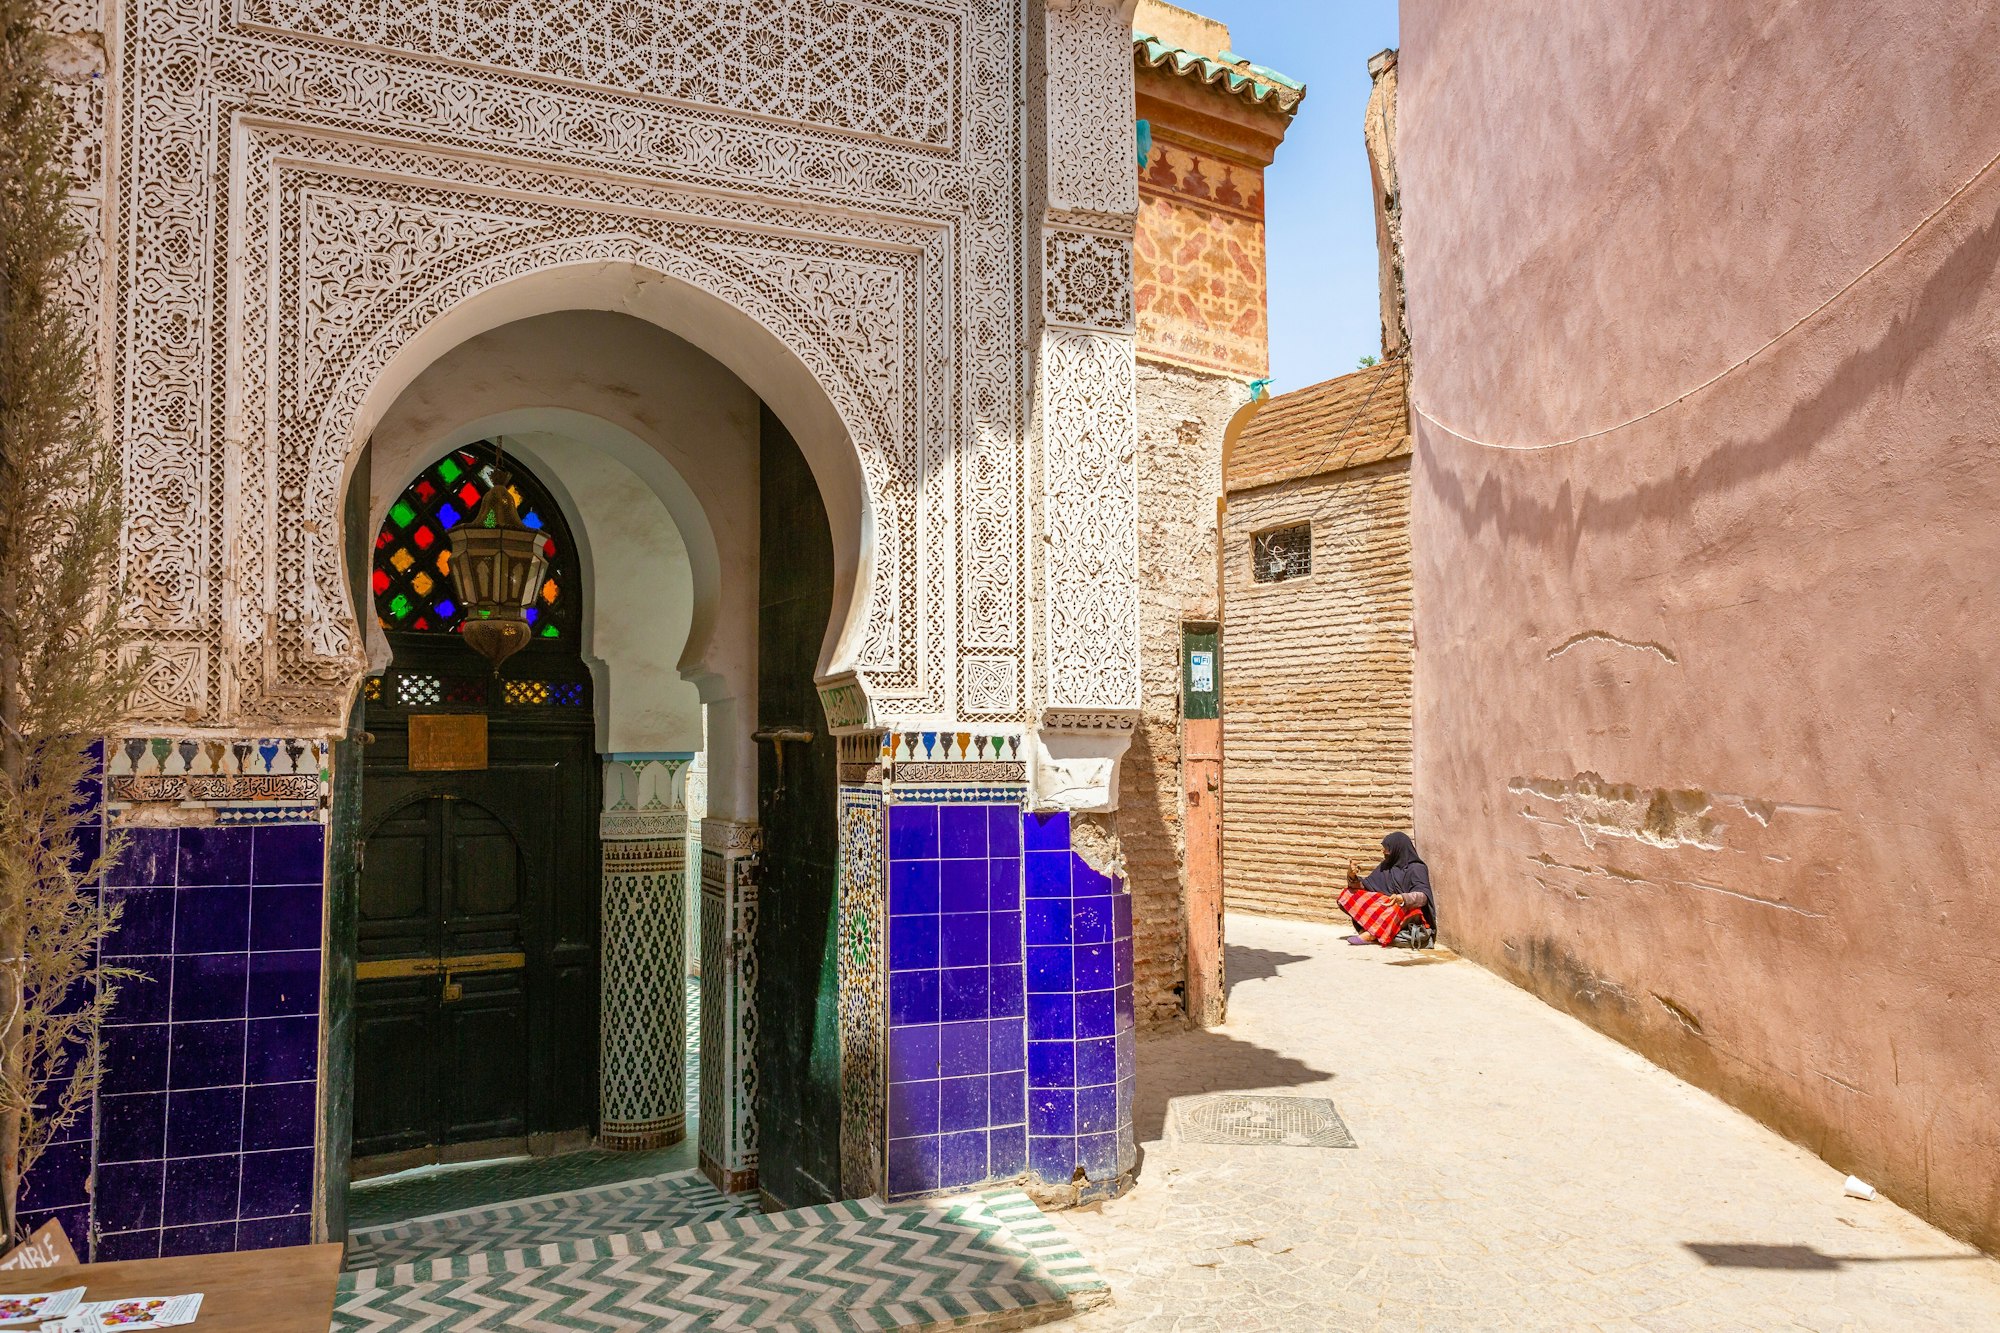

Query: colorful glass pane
[373,444,574,640]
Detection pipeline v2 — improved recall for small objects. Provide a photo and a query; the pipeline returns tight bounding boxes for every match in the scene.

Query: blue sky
[1200,1,1400,393]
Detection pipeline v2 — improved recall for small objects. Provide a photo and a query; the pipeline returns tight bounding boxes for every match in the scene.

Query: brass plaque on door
[409,712,488,771]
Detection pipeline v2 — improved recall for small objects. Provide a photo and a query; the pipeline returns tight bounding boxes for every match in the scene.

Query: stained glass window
[373,445,577,640]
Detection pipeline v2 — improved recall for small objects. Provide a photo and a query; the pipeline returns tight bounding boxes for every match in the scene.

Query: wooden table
[0,1243,342,1332]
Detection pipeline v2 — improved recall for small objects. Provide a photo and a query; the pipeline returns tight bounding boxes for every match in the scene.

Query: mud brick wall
[1124,361,1239,1029]
[1221,457,1415,922]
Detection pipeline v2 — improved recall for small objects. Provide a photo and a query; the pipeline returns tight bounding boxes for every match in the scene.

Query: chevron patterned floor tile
[345,1169,761,1273]
[335,1190,1111,1331]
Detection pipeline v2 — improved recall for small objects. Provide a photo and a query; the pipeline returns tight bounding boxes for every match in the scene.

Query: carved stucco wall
[1035,0,1143,723]
[96,0,1145,741]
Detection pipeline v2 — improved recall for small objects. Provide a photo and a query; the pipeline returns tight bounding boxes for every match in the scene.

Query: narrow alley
[1058,914,2000,1331]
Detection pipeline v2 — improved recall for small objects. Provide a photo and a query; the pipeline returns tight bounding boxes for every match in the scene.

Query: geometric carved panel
[112,0,1039,731]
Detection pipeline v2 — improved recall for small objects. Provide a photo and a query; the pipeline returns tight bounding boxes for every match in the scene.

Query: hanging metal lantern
[447,455,548,670]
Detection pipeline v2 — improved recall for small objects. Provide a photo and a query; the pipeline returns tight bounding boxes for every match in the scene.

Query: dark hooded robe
[1362,832,1433,928]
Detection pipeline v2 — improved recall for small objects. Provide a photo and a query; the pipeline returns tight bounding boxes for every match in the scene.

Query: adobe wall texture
[1221,460,1415,921]
[1125,359,1241,1029]
[1399,1,2000,1252]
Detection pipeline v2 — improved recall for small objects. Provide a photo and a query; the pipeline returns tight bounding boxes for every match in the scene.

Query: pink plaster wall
[1398,1,2000,1252]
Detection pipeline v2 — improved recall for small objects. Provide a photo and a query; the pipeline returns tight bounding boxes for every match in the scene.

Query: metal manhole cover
[1168,1094,1357,1149]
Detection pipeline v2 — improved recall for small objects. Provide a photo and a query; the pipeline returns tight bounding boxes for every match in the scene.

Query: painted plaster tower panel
[37,0,1155,1258]
[1128,2,1303,1030]
[1398,0,2000,1255]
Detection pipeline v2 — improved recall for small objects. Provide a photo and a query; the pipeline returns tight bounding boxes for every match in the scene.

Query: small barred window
[1252,523,1312,583]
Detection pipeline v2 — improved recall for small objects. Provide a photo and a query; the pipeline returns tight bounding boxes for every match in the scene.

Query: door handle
[753,727,816,784]
[439,950,527,1003]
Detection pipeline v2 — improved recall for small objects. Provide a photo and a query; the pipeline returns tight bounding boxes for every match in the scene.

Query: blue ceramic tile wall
[884,804,1027,1197]
[1024,812,1137,1193]
[89,822,324,1260]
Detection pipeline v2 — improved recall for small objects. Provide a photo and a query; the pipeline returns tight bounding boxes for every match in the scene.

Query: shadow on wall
[1129,1026,1333,1149]
[1424,189,2000,555]
[1223,942,1311,999]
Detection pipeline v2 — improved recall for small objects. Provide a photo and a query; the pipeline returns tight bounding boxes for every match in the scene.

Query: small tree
[0,0,141,1241]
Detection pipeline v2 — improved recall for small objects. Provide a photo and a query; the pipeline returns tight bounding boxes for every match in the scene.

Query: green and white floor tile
[347,980,708,1232]
[340,976,1109,1328]
[336,1190,1110,1331]
[345,1169,760,1272]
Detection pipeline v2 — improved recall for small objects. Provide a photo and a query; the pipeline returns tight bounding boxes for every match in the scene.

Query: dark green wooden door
[755,405,842,1207]
[354,788,538,1163]
[352,726,598,1173]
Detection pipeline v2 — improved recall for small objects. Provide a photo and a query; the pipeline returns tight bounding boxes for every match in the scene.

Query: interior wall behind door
[754,405,842,1207]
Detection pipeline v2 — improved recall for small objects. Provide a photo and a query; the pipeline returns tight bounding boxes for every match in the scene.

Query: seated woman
[1340,832,1435,946]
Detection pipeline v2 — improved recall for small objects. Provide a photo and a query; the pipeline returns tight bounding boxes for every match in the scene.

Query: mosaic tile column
[836,758,888,1199]
[698,819,760,1194]
[599,760,691,1151]
[1024,811,1137,1199]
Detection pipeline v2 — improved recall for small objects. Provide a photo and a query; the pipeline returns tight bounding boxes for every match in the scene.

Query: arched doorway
[351,446,600,1177]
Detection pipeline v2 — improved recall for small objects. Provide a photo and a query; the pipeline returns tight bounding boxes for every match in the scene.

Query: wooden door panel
[448,826,523,924]
[359,818,432,952]
[352,995,436,1159]
[443,973,530,1143]
[755,405,843,1207]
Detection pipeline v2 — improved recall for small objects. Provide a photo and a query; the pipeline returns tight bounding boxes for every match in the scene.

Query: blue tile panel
[1023,812,1136,1193]
[885,804,1027,1198]
[88,821,324,1259]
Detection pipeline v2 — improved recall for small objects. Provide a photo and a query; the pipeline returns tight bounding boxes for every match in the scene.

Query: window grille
[503,680,550,707]
[395,674,442,707]
[1252,523,1312,583]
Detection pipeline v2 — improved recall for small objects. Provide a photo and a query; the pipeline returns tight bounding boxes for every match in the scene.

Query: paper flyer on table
[36,1293,202,1332]
[0,1287,83,1326]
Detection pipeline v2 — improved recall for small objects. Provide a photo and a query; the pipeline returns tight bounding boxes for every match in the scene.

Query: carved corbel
[1033,707,1141,813]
